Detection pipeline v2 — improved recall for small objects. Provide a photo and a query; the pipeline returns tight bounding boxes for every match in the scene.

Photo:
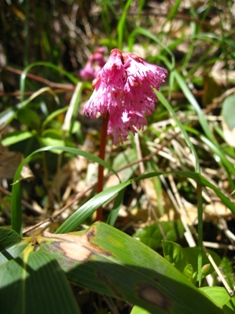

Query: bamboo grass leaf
[40,222,223,314]
[0,246,80,314]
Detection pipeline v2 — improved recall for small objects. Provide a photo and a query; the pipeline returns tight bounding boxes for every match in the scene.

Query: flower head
[80,47,107,81]
[84,48,168,144]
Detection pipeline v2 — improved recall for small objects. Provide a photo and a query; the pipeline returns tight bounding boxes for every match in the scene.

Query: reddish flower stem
[96,113,109,221]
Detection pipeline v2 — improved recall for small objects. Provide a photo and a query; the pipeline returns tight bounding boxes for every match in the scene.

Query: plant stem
[96,114,109,221]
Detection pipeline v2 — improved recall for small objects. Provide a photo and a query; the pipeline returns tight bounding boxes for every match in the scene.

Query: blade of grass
[182,125,235,188]
[162,0,182,28]
[56,181,130,233]
[106,189,125,226]
[128,27,175,69]
[173,70,217,143]
[62,82,83,136]
[20,62,78,102]
[155,90,203,284]
[117,0,133,49]
[11,146,120,235]
[56,171,235,234]
[0,87,59,130]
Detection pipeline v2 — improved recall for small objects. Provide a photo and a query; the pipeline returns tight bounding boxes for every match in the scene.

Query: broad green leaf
[38,129,67,150]
[222,94,235,130]
[2,131,33,146]
[0,227,21,250]
[199,287,231,308]
[221,93,235,147]
[0,247,80,314]
[134,221,184,250]
[162,241,189,274]
[163,242,221,282]
[0,240,29,266]
[183,264,194,281]
[184,247,221,277]
[111,148,138,182]
[130,305,151,314]
[17,107,41,130]
[0,228,29,266]
[39,222,223,314]
[223,296,235,314]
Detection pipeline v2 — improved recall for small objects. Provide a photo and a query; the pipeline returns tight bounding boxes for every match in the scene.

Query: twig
[0,66,75,91]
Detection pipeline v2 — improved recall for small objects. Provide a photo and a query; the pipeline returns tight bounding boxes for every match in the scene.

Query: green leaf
[0,228,29,266]
[17,108,41,130]
[184,247,221,278]
[2,131,33,146]
[222,94,235,130]
[117,0,133,49]
[155,89,203,282]
[11,145,120,235]
[40,222,223,314]
[0,227,21,250]
[20,62,78,102]
[173,70,217,144]
[220,257,235,290]
[130,305,151,314]
[0,87,59,130]
[199,287,231,308]
[0,240,29,266]
[111,148,138,182]
[223,296,235,314]
[57,170,235,234]
[0,247,80,314]
[128,27,175,68]
[183,264,194,281]
[56,180,131,233]
[62,82,83,136]
[163,242,221,282]
[134,221,184,250]
[106,189,124,226]
[42,106,68,129]
[162,241,189,274]
[38,129,67,151]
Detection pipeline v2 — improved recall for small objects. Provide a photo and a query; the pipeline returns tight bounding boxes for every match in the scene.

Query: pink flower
[80,47,107,81]
[84,48,168,144]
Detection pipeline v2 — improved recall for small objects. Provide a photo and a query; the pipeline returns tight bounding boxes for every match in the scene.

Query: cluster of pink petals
[84,48,168,144]
[80,47,107,81]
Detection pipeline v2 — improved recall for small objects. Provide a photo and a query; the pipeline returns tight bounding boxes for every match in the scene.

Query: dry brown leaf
[0,146,22,179]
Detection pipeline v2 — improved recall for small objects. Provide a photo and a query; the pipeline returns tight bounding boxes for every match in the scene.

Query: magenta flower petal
[84,48,168,144]
[80,61,96,80]
[80,47,107,81]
